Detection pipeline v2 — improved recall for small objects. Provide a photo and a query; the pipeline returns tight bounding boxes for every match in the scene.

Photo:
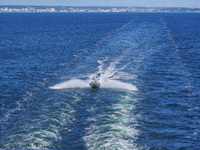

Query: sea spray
[50,59,137,91]
[50,79,90,89]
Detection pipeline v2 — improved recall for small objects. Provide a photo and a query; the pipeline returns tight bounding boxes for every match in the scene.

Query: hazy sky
[0,0,200,7]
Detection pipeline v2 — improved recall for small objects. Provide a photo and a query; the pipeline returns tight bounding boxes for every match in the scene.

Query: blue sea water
[0,12,200,149]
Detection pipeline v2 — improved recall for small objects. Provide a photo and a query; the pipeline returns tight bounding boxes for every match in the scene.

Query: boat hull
[89,83,100,89]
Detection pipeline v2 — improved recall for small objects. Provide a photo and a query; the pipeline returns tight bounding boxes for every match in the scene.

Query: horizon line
[0,5,199,8]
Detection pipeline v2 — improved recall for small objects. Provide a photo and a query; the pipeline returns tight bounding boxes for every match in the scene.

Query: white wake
[50,59,137,91]
[50,78,137,91]
[50,79,90,89]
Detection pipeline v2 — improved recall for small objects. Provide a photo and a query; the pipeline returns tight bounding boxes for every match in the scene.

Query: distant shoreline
[1,5,200,13]
[1,11,200,13]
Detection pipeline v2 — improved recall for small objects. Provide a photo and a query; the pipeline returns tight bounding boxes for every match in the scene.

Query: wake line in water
[84,94,139,150]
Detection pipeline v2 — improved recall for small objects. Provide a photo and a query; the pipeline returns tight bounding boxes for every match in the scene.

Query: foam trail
[50,78,137,91]
[50,60,137,91]
[100,79,137,91]
[50,79,90,89]
[84,94,139,149]
[50,56,137,91]
[98,59,138,91]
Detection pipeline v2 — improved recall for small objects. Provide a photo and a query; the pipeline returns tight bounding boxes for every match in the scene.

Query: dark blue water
[0,12,200,149]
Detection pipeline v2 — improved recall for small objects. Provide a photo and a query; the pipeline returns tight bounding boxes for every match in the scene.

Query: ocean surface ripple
[0,13,200,149]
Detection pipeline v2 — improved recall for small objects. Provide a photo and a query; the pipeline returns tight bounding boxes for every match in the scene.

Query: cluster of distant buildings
[0,7,153,13]
[0,7,56,13]
[0,6,200,13]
